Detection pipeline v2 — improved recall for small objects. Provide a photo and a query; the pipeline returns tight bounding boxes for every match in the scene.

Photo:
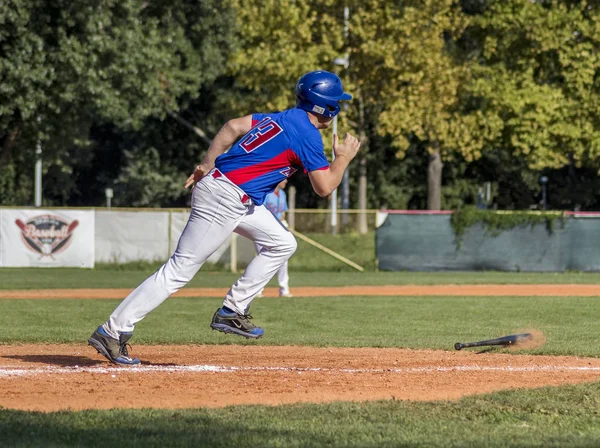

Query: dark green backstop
[376,212,600,272]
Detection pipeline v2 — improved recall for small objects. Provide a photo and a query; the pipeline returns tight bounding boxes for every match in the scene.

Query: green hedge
[450,207,566,247]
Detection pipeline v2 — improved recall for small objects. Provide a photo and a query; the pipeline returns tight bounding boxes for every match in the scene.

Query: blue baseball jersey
[214,108,329,205]
[264,190,288,220]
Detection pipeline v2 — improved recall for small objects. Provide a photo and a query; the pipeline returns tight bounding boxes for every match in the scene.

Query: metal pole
[341,153,350,226]
[540,176,548,210]
[344,6,349,37]
[542,184,547,210]
[34,116,42,207]
[331,116,338,235]
[230,234,238,273]
[340,5,350,227]
[288,185,296,231]
[105,188,114,211]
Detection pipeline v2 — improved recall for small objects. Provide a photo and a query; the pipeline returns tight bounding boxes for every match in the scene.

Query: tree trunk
[427,146,443,210]
[0,126,20,165]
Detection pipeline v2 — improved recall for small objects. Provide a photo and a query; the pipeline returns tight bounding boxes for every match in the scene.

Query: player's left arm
[308,133,360,196]
[293,132,360,197]
[184,115,253,188]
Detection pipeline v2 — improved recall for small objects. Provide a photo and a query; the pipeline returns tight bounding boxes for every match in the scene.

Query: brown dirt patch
[1,284,599,299]
[1,344,600,412]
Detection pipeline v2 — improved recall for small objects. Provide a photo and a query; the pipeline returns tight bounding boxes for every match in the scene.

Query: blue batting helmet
[295,70,352,118]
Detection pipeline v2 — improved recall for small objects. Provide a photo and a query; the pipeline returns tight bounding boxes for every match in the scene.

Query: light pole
[338,6,351,229]
[34,116,42,207]
[331,113,339,235]
[331,56,350,235]
[105,188,114,210]
[340,102,350,226]
[539,176,548,210]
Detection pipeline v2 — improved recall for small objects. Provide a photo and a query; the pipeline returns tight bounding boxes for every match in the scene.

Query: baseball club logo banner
[0,209,94,268]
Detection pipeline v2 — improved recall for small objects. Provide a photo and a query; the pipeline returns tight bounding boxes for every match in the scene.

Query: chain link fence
[288,209,378,234]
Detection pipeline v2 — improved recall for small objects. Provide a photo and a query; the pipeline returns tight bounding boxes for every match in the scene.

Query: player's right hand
[184,164,209,189]
[333,133,361,162]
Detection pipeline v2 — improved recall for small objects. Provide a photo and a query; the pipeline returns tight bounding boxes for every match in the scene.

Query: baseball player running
[88,70,361,365]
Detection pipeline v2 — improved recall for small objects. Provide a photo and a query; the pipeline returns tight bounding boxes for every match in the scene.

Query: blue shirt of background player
[214,108,329,205]
[264,189,288,221]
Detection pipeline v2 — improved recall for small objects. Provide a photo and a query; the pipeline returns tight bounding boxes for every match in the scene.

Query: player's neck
[305,111,333,130]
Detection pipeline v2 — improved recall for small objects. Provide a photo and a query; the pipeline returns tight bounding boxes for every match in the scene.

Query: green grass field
[2,383,600,447]
[1,268,600,446]
[3,267,600,289]
[0,295,598,356]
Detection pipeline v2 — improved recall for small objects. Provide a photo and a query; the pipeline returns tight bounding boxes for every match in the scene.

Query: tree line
[1,0,599,211]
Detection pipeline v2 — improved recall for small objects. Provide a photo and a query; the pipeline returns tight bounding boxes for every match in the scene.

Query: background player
[255,178,293,298]
[88,70,361,365]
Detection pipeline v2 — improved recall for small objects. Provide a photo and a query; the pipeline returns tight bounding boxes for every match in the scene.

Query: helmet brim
[318,92,352,102]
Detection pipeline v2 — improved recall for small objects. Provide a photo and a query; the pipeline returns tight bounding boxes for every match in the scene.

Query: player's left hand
[333,133,361,162]
[184,164,209,189]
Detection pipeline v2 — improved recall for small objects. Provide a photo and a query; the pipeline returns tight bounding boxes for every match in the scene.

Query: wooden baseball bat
[454,333,532,351]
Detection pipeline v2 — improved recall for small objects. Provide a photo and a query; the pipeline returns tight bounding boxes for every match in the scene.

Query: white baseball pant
[254,242,290,294]
[102,169,297,338]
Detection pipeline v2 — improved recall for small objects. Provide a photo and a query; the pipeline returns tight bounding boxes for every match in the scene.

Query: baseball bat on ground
[454,333,532,351]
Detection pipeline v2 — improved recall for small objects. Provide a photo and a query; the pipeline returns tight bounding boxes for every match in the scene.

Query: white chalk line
[1,364,600,378]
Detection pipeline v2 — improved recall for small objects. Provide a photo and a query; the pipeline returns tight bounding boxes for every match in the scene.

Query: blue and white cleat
[210,308,264,339]
[88,326,141,365]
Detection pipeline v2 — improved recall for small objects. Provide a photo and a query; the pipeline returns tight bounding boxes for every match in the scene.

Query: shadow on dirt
[2,354,180,367]
[2,354,101,367]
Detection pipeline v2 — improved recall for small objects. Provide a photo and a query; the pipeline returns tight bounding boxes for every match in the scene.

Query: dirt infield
[1,284,600,299]
[1,284,598,412]
[1,344,600,412]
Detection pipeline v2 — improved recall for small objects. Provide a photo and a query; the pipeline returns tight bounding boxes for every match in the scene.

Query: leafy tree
[225,1,483,215]
[221,0,352,211]
[225,0,341,114]
[348,0,487,210]
[0,0,235,206]
[464,0,600,189]
[6,0,599,213]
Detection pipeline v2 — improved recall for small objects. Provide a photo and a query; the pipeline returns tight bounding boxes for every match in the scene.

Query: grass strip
[3,269,600,289]
[2,382,600,447]
[0,296,598,357]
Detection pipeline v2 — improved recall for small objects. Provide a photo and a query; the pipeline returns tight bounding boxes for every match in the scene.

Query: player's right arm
[308,133,361,197]
[184,115,253,189]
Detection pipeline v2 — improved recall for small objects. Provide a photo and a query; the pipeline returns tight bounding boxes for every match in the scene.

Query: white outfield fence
[0,208,234,268]
[0,208,380,269]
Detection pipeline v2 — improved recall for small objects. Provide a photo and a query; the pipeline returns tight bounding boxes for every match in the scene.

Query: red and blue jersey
[214,108,329,205]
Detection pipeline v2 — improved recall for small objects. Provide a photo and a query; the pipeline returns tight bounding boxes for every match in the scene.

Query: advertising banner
[0,209,95,267]
[94,210,169,263]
